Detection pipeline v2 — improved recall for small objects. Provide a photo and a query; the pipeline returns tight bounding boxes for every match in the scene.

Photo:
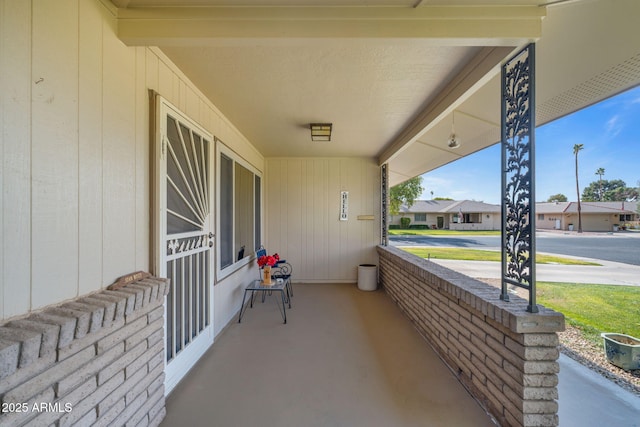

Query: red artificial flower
[257,254,278,267]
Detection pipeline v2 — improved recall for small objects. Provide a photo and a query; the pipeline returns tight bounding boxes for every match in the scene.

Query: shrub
[409,224,429,230]
[400,217,411,229]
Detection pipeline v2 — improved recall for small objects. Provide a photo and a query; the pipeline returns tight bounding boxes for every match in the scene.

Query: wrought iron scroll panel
[381,164,389,246]
[501,44,538,313]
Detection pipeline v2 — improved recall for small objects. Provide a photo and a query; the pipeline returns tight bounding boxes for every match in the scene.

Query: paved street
[389,230,640,286]
[390,230,640,266]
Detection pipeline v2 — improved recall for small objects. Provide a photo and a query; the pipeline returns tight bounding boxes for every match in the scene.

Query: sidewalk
[428,257,640,286]
[558,354,640,426]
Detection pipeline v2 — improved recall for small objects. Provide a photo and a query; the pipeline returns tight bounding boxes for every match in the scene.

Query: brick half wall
[0,277,170,427]
[377,246,565,427]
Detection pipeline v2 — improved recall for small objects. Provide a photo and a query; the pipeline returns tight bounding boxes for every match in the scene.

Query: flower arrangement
[257,253,279,268]
[258,253,279,285]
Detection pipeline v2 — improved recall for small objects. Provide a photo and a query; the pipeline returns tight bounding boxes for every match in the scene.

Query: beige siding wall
[560,214,618,232]
[265,158,380,283]
[0,0,263,322]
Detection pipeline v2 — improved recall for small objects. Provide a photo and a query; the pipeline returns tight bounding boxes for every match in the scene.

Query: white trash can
[358,264,377,291]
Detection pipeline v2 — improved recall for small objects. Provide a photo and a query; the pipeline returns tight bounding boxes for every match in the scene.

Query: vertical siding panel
[286,159,301,268]
[178,79,187,112]
[31,0,79,309]
[264,158,275,248]
[346,158,355,278]
[273,159,283,253]
[309,159,318,278]
[312,159,322,278]
[200,99,210,132]
[135,46,150,272]
[346,159,359,279]
[319,159,327,281]
[102,18,136,283]
[1,0,32,317]
[320,159,330,278]
[339,159,344,280]
[78,0,104,295]
[365,161,377,248]
[357,159,377,266]
[146,49,159,93]
[277,158,284,251]
[158,61,174,104]
[186,86,200,123]
[302,159,308,277]
[328,160,341,281]
[316,159,324,276]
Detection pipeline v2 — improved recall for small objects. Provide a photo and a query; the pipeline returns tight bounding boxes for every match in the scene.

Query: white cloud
[605,115,622,137]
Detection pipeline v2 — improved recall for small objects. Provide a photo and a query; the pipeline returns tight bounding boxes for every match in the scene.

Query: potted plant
[601,333,640,370]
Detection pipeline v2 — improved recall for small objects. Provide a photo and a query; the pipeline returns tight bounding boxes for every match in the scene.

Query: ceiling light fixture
[447,111,460,149]
[310,123,332,142]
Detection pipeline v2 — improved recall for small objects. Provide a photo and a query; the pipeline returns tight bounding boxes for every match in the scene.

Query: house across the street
[394,200,639,232]
[537,201,639,232]
[391,200,502,231]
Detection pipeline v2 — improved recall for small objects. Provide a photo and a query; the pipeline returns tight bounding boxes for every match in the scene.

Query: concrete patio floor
[161,283,497,427]
[161,283,640,427]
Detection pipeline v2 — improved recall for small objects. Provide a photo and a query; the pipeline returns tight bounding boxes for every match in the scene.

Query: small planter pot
[601,333,640,371]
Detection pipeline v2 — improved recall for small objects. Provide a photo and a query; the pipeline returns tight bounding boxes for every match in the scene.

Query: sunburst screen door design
[156,98,214,394]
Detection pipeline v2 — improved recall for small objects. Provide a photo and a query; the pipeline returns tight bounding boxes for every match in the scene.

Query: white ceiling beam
[378,45,515,166]
[117,6,544,46]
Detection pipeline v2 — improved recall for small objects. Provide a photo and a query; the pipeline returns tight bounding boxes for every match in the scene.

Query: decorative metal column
[381,163,389,246]
[501,44,538,313]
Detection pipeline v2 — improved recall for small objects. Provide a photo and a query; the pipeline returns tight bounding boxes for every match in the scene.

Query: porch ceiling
[109,0,640,186]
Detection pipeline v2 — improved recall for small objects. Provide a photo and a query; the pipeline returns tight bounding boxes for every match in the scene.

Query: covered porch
[2,0,640,426]
[164,246,565,426]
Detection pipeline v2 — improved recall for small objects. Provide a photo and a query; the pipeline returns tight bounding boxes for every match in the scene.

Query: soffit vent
[537,53,640,126]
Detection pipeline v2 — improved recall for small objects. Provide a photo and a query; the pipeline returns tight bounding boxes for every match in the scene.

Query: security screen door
[157,98,214,394]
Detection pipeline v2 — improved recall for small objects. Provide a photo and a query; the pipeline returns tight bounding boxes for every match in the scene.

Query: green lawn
[399,245,639,346]
[537,282,640,344]
[400,247,600,266]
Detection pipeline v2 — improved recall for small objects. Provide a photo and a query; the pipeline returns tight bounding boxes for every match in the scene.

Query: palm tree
[595,167,605,201]
[574,144,584,233]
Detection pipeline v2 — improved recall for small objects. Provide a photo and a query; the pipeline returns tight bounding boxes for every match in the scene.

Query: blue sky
[419,85,640,204]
